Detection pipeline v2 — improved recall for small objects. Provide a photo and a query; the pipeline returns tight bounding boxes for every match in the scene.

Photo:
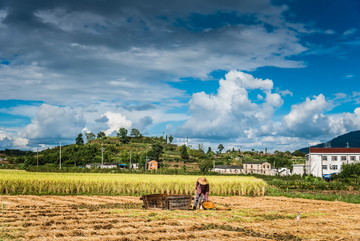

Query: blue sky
[0,0,359,152]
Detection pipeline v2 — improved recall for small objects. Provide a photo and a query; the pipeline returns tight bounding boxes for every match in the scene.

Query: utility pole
[101,146,104,166]
[59,142,62,170]
[145,156,148,170]
[36,148,39,166]
[130,151,132,169]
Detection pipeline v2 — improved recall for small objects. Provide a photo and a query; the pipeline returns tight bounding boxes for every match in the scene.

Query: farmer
[193,177,209,209]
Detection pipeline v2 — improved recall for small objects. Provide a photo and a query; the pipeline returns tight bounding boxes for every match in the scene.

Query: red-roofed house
[306,148,360,177]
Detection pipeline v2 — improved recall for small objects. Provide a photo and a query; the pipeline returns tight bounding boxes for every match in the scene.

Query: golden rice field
[0,170,267,196]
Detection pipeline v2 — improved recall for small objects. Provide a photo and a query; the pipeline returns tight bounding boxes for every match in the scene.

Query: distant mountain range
[298,130,360,153]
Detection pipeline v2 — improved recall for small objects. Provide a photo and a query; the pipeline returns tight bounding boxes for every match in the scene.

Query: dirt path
[1,195,359,240]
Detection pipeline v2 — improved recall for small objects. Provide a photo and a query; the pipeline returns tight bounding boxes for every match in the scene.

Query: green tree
[267,156,292,169]
[339,163,360,179]
[130,128,141,138]
[148,143,163,161]
[217,144,224,154]
[97,131,106,139]
[179,145,189,160]
[117,128,129,144]
[168,135,174,144]
[199,159,213,172]
[85,132,96,143]
[292,150,305,157]
[75,133,84,145]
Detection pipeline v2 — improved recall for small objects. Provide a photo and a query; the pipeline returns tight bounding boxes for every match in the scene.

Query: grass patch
[267,187,360,204]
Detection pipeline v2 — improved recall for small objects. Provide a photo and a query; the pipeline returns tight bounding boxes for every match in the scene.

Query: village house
[242,161,274,175]
[306,147,360,178]
[147,160,158,170]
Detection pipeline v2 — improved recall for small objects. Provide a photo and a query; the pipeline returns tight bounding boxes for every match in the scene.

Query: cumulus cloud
[279,95,360,139]
[283,94,328,128]
[0,131,29,149]
[101,112,132,136]
[177,71,360,151]
[22,104,86,140]
[177,70,283,138]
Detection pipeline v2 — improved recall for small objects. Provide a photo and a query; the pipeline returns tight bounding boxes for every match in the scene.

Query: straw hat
[197,177,209,185]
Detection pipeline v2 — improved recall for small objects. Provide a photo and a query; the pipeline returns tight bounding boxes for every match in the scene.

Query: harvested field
[1,195,359,240]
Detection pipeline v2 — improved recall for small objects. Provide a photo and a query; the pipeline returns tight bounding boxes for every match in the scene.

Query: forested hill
[298,130,360,153]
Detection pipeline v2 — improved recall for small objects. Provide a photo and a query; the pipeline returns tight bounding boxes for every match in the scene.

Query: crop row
[0,170,267,196]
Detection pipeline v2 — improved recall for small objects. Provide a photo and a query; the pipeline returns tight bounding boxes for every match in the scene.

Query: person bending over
[193,177,209,209]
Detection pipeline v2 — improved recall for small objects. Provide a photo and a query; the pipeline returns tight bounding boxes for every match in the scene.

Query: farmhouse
[147,160,158,170]
[243,161,273,175]
[306,148,360,178]
[212,165,243,174]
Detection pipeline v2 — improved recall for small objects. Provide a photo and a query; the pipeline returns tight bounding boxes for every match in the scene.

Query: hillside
[7,136,224,171]
[1,135,304,171]
[298,130,360,153]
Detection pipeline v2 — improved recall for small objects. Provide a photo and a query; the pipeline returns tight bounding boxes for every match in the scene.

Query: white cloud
[0,131,29,149]
[282,94,328,130]
[22,104,86,140]
[177,70,282,138]
[101,112,132,136]
[280,95,360,139]
[279,89,293,96]
[266,92,283,107]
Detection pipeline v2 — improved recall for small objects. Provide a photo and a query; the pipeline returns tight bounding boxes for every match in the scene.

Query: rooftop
[309,148,360,154]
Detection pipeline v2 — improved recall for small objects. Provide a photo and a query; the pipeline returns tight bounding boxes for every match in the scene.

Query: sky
[0,0,360,153]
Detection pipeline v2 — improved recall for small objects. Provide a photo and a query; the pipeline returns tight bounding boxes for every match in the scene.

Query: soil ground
[1,195,359,241]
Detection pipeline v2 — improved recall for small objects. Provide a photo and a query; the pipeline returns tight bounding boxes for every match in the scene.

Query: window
[322,165,328,170]
[322,156,328,161]
[350,156,356,161]
[330,165,338,170]
[341,156,346,161]
[331,156,338,161]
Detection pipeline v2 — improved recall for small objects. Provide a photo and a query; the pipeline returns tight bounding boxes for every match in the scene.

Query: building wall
[148,160,158,170]
[243,162,272,175]
[292,164,305,176]
[306,151,360,177]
